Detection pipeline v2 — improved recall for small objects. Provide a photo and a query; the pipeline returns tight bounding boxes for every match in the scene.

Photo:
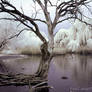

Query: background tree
[0,0,92,56]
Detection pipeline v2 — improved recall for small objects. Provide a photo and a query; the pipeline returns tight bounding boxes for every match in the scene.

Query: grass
[1,45,92,55]
[17,46,41,55]
[53,46,92,55]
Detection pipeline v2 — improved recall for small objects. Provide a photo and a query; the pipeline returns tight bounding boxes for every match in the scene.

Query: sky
[0,0,92,36]
[6,0,71,36]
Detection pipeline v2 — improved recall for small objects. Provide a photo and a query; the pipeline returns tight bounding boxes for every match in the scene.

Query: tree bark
[48,32,54,54]
[40,41,50,60]
[47,26,54,54]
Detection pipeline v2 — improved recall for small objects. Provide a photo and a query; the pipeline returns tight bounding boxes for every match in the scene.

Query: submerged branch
[0,55,53,87]
[0,73,47,86]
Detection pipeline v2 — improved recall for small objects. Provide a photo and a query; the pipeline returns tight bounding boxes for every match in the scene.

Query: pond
[0,54,92,92]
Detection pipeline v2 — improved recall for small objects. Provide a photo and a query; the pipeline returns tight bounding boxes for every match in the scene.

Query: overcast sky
[0,0,92,35]
[8,0,72,35]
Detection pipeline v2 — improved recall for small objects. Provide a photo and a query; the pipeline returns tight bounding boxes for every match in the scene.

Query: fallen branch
[0,73,47,86]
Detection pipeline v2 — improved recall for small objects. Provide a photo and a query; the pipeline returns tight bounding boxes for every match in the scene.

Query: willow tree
[0,0,92,56]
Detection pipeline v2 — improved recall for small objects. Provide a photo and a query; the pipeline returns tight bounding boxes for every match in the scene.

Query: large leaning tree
[0,0,92,56]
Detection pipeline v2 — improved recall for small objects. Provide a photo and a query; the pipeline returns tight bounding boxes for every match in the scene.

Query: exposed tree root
[0,73,47,86]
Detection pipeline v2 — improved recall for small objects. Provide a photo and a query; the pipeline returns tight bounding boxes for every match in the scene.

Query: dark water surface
[0,54,92,92]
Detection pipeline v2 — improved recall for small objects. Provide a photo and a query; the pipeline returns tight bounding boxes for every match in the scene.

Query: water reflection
[35,87,49,92]
[0,86,29,92]
[0,54,92,92]
[48,54,92,92]
[0,55,51,92]
[0,56,41,74]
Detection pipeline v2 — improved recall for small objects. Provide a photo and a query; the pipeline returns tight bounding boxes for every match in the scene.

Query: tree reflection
[36,56,52,78]
[53,54,92,87]
[0,55,53,92]
[0,60,8,73]
[1,54,92,92]
[72,55,92,87]
[33,55,53,92]
[0,56,41,74]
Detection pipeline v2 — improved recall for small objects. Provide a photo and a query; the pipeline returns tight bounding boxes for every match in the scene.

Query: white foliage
[1,18,92,54]
[73,19,92,46]
[54,29,70,47]
[54,19,92,53]
[67,40,80,52]
[87,39,92,48]
[18,31,43,48]
[60,37,69,47]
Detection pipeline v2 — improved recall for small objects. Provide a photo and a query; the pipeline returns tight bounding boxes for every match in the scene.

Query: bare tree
[0,0,92,56]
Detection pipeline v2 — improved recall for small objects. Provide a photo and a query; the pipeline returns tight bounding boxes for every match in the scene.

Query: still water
[0,54,92,92]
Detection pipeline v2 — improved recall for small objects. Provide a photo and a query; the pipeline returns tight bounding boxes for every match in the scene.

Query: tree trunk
[48,28,54,54]
[34,30,50,57]
[36,29,54,56]
[40,42,50,60]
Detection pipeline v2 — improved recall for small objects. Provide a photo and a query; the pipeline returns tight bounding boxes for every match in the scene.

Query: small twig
[8,28,30,40]
[29,80,33,92]
[57,16,76,24]
[0,17,17,21]
[33,18,47,24]
[35,85,53,89]
[32,81,48,88]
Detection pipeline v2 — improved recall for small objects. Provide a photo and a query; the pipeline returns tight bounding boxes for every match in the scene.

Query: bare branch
[0,17,17,21]
[57,0,89,16]
[0,39,7,50]
[36,0,52,23]
[76,18,92,27]
[33,18,47,24]
[84,4,92,15]
[0,28,30,50]
[48,0,57,7]
[57,16,76,24]
[8,28,30,40]
[0,0,47,43]
[20,6,24,15]
[0,0,41,32]
[36,0,45,11]
[44,0,47,10]
[0,0,92,53]
[58,16,92,27]
[31,3,42,19]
